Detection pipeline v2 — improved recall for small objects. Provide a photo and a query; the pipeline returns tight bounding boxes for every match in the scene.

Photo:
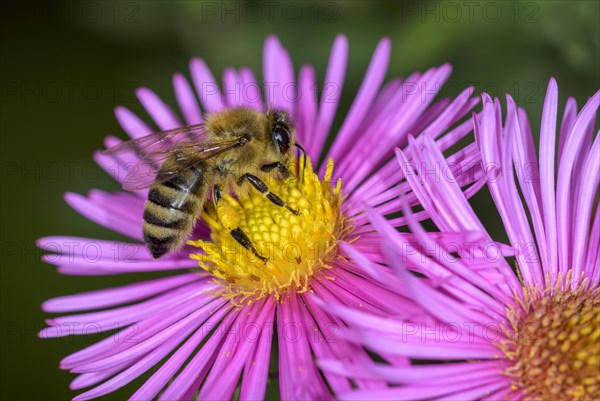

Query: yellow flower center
[500,274,600,401]
[188,157,351,304]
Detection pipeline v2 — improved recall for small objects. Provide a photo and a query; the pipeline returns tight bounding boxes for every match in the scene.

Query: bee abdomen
[143,230,179,259]
[147,187,197,214]
[143,181,205,259]
[143,207,188,229]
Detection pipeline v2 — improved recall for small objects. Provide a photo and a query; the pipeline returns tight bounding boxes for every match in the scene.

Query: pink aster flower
[38,35,482,400]
[320,79,599,400]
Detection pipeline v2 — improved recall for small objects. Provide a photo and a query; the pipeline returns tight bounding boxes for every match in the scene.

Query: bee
[104,107,305,260]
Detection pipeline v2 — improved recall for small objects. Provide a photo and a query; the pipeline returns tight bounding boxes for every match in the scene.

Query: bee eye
[272,126,290,154]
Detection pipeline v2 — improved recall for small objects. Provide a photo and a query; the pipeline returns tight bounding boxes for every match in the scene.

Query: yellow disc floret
[500,273,600,401]
[188,157,351,304]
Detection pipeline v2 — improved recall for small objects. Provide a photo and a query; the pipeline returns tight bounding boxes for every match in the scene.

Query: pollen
[188,157,351,304]
[499,273,600,401]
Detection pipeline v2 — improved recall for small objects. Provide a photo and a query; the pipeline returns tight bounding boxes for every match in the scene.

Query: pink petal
[327,37,391,162]
[158,311,238,400]
[136,87,181,130]
[538,78,559,274]
[278,293,333,401]
[71,306,219,401]
[114,106,152,139]
[556,90,599,272]
[199,299,274,400]
[41,272,200,312]
[296,65,317,147]
[309,34,348,161]
[173,72,203,125]
[64,192,143,241]
[71,298,223,373]
[572,132,600,281]
[239,67,264,110]
[222,67,243,108]
[190,57,225,112]
[129,304,232,400]
[240,305,275,401]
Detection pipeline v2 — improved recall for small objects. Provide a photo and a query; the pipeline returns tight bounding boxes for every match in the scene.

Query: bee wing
[118,140,246,191]
[103,124,206,158]
[103,125,248,191]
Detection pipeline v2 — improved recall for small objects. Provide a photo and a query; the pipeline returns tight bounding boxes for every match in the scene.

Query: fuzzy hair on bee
[103,107,303,259]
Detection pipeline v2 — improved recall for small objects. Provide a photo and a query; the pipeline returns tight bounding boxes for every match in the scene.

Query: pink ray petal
[190,57,225,112]
[173,72,203,125]
[136,87,181,130]
[310,35,348,161]
[42,272,200,312]
[129,304,232,400]
[556,90,599,272]
[114,106,153,139]
[327,37,391,162]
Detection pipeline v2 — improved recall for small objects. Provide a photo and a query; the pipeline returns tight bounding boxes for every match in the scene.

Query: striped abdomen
[143,164,207,258]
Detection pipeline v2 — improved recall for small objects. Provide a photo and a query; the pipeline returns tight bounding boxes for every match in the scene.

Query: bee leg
[230,227,268,264]
[237,173,300,215]
[294,143,307,182]
[260,162,290,179]
[212,184,222,210]
[213,184,268,263]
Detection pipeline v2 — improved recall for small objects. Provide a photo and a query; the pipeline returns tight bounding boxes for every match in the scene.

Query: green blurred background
[1,1,598,400]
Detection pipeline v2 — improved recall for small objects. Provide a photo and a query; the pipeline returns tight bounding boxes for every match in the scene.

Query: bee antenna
[294,143,307,182]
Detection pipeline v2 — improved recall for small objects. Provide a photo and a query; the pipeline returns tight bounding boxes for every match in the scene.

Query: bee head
[269,110,294,156]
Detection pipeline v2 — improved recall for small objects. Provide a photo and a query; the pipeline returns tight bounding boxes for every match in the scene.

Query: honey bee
[104,107,305,260]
